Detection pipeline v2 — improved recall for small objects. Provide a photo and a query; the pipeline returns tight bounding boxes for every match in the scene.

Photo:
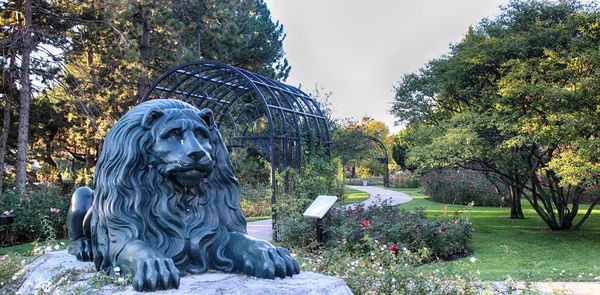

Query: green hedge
[0,188,69,246]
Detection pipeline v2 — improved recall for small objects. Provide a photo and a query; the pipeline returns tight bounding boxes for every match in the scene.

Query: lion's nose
[187,149,206,161]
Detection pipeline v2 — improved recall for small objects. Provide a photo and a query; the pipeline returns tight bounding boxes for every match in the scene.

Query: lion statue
[66,99,300,291]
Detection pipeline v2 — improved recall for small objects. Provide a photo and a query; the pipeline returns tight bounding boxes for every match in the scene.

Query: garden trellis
[141,60,331,236]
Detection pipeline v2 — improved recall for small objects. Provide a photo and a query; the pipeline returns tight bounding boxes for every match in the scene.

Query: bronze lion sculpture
[67,99,300,291]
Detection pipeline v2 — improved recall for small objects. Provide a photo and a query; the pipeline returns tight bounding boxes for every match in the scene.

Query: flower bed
[281,201,474,261]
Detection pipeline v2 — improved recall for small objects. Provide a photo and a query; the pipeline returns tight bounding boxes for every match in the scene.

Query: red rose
[389,244,398,252]
[361,219,370,228]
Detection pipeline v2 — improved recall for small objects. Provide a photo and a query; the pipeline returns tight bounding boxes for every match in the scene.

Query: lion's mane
[90,99,246,275]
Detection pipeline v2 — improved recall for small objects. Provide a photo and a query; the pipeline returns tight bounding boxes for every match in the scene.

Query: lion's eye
[168,129,182,139]
[195,129,208,138]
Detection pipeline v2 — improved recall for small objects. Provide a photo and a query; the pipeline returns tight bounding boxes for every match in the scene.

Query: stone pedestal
[17,250,352,295]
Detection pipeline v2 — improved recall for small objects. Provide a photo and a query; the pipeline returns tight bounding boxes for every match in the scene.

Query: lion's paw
[68,237,93,262]
[130,256,180,291]
[239,244,300,279]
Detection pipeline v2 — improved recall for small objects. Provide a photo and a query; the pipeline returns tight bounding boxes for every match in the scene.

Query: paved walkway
[344,185,412,208]
[246,219,272,241]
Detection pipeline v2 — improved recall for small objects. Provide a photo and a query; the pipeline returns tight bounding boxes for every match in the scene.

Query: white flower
[114,266,121,273]
[53,245,60,251]
[12,275,17,281]
[469,257,477,263]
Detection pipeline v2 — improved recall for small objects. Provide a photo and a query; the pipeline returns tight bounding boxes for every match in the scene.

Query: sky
[264,0,512,133]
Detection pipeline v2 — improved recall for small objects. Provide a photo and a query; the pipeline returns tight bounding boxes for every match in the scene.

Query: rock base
[17,250,352,295]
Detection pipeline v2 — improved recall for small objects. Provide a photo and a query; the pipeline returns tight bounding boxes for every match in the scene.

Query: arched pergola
[332,135,390,187]
[141,60,330,232]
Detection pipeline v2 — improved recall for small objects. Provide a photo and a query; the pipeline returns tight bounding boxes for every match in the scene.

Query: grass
[335,187,370,206]
[388,187,600,281]
[0,239,69,256]
[246,216,271,222]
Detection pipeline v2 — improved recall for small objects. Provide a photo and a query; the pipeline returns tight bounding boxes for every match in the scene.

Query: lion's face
[149,114,215,188]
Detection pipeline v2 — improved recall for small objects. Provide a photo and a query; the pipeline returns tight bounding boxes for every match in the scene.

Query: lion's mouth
[168,162,213,187]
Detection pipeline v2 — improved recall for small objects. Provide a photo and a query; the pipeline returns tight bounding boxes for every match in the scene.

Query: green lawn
[0,239,69,256]
[335,187,370,206]
[391,187,600,281]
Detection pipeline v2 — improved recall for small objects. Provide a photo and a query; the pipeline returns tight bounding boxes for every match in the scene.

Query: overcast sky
[264,0,511,133]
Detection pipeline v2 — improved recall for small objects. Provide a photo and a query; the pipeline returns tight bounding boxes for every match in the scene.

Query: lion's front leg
[226,232,300,279]
[116,241,180,291]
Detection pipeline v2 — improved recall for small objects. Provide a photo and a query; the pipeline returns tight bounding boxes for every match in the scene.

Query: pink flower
[389,244,398,252]
[450,219,458,224]
[437,227,448,234]
[437,229,443,234]
[49,208,60,214]
[361,219,370,228]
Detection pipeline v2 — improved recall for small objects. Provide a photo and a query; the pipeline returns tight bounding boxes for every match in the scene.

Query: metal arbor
[141,60,331,211]
[332,135,390,187]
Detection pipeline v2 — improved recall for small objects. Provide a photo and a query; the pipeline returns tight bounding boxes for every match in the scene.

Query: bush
[240,184,271,217]
[298,234,485,294]
[389,171,420,188]
[582,184,600,204]
[421,168,506,206]
[322,202,473,260]
[346,177,384,186]
[0,187,69,246]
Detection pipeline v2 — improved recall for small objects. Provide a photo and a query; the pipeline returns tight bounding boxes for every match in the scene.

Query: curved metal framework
[141,60,331,235]
[332,135,390,187]
[363,136,389,188]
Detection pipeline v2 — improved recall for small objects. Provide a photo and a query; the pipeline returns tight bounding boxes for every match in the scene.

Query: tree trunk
[0,97,10,192]
[16,0,33,192]
[137,12,151,102]
[509,184,524,219]
[0,53,16,192]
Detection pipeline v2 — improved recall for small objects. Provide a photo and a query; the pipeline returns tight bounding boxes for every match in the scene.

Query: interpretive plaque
[303,195,338,219]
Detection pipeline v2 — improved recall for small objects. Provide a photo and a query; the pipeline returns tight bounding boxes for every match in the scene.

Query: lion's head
[90,99,246,274]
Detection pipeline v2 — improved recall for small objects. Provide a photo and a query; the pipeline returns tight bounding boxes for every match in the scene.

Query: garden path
[246,185,411,242]
[344,185,412,208]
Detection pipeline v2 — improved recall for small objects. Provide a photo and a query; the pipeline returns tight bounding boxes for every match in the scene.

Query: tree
[1,0,74,188]
[392,0,600,229]
[25,0,291,183]
[15,0,33,190]
[332,117,391,178]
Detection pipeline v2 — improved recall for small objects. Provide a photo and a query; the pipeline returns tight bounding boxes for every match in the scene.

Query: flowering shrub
[582,184,600,204]
[322,202,474,260]
[421,167,507,206]
[0,188,69,246]
[298,236,485,294]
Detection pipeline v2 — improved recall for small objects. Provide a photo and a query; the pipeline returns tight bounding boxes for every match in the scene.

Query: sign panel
[302,195,338,219]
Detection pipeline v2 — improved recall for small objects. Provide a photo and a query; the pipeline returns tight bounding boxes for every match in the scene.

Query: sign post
[303,195,338,243]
